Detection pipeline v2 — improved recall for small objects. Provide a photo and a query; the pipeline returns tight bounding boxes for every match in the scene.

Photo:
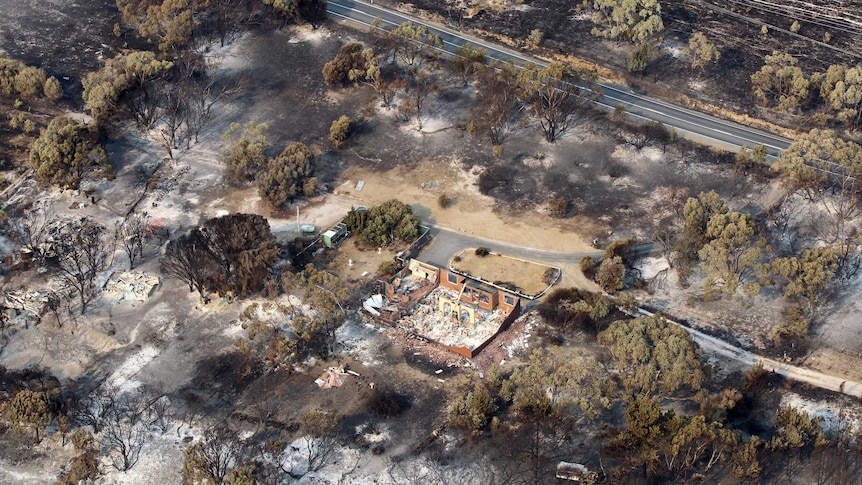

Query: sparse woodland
[1,0,862,484]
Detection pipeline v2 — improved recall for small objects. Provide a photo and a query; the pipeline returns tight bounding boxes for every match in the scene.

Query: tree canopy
[813,63,862,131]
[344,200,421,247]
[698,211,767,298]
[257,142,315,207]
[517,62,594,142]
[81,50,173,124]
[591,0,664,43]
[598,314,705,399]
[750,52,809,110]
[29,116,110,190]
[221,121,270,185]
[685,32,721,72]
[161,213,278,298]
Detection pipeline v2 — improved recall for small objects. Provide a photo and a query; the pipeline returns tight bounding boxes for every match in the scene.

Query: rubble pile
[403,287,505,350]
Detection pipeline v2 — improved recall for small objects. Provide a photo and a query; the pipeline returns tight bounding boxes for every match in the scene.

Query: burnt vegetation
[1,0,862,484]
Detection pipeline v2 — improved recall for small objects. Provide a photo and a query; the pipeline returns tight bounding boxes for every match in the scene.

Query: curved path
[327,0,792,156]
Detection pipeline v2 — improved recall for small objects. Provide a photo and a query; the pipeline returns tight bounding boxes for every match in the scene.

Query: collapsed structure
[363,260,521,358]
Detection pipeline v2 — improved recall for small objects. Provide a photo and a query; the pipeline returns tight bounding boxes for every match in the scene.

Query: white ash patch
[641,146,664,161]
[635,256,670,281]
[105,346,160,391]
[780,392,862,433]
[288,25,331,44]
[521,153,554,169]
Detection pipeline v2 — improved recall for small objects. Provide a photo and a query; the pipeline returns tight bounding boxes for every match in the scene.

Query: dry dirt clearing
[334,159,597,253]
[451,250,555,296]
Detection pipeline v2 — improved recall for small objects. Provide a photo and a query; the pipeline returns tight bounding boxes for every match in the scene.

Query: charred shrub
[477,167,512,196]
[537,287,616,337]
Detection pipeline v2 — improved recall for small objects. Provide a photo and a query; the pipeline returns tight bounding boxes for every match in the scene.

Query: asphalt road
[420,223,604,268]
[327,0,793,156]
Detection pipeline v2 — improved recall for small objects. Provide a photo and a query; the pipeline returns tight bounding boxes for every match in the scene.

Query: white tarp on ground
[103,271,160,302]
[363,294,384,316]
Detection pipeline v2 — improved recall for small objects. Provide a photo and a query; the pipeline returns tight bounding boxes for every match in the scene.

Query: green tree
[0,53,49,99]
[508,347,608,481]
[390,21,442,68]
[765,247,837,312]
[257,142,315,207]
[282,264,349,357]
[81,50,173,124]
[731,435,763,479]
[348,47,400,107]
[9,390,56,442]
[628,42,653,74]
[511,347,609,417]
[137,0,195,53]
[813,63,862,131]
[685,32,720,72]
[328,115,351,149]
[615,397,737,480]
[29,116,109,190]
[598,314,705,399]
[528,29,544,45]
[735,144,768,174]
[772,128,862,240]
[222,121,270,185]
[677,190,728,261]
[451,43,486,84]
[517,61,595,142]
[13,66,47,100]
[43,76,63,101]
[447,384,497,432]
[595,255,625,292]
[698,211,767,298]
[769,406,826,482]
[591,0,664,43]
[751,52,809,110]
[351,199,421,247]
[323,42,366,86]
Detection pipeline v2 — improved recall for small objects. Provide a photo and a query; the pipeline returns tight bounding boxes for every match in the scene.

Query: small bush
[329,115,351,149]
[438,193,452,208]
[579,256,596,277]
[378,260,398,276]
[595,256,625,293]
[43,76,62,101]
[322,42,365,86]
[542,267,560,285]
[528,29,544,45]
[447,384,496,432]
[475,246,490,257]
[548,197,567,217]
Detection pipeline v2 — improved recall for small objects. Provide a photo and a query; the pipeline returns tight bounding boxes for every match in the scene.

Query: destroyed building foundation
[363,260,521,358]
